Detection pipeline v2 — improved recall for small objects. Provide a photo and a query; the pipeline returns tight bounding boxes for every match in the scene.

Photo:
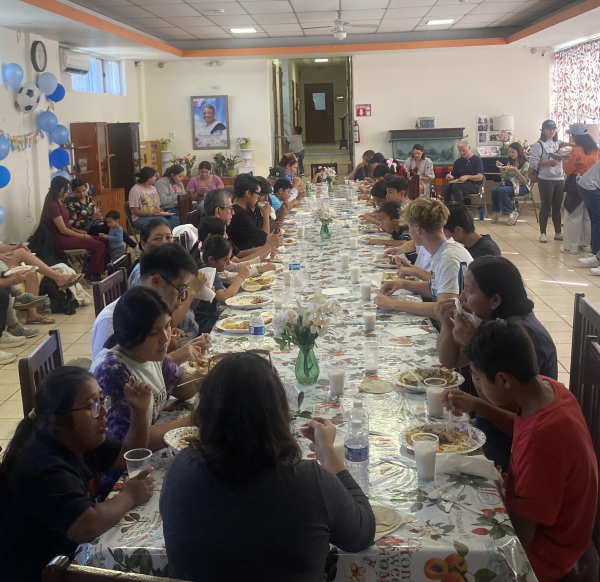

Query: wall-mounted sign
[355,104,371,117]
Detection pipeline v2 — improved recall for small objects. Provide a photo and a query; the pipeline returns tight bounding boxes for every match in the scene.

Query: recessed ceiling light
[427,19,454,25]
[230,28,256,34]
[314,59,329,62]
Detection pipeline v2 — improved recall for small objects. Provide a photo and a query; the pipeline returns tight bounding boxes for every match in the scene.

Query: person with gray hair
[204,189,235,226]
[443,140,485,204]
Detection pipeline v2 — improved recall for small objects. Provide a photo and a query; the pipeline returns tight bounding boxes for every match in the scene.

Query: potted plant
[225,154,242,177]
[213,153,227,177]
[237,137,251,150]
[159,138,171,152]
[170,154,197,177]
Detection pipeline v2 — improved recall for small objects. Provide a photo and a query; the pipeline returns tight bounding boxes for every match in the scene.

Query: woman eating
[348,149,375,182]
[155,164,186,220]
[160,352,375,582]
[40,176,109,282]
[278,153,305,195]
[0,367,155,582]
[490,142,531,226]
[403,144,435,197]
[129,167,179,230]
[186,161,224,208]
[434,256,557,471]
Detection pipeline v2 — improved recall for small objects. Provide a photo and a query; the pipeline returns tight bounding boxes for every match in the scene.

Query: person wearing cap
[442,140,484,204]
[364,152,386,184]
[560,123,598,254]
[528,120,565,243]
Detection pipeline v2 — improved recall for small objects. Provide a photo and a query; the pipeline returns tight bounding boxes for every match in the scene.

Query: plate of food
[242,275,274,292]
[358,223,380,233]
[378,270,398,281]
[397,367,464,393]
[284,228,297,235]
[284,220,296,226]
[401,423,485,455]
[360,235,389,245]
[164,427,199,452]
[283,237,298,245]
[375,257,399,269]
[183,359,209,373]
[225,294,272,310]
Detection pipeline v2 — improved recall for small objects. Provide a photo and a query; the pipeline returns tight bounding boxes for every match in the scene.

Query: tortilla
[372,506,402,533]
[360,378,394,394]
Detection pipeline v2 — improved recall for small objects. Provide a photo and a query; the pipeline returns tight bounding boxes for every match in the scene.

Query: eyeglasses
[161,275,190,300]
[218,205,235,213]
[72,396,111,418]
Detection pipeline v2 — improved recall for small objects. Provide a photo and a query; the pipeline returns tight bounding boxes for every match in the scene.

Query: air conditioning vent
[60,49,91,75]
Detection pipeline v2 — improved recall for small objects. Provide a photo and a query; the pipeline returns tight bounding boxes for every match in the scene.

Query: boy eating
[386,177,409,205]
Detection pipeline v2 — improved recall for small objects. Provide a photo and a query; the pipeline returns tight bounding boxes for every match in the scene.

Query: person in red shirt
[461,319,597,582]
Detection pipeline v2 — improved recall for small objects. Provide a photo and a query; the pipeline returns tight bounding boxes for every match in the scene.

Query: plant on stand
[225,153,242,177]
[159,138,171,151]
[213,153,227,177]
[274,295,341,385]
[237,137,251,150]
[315,207,335,240]
[170,154,197,177]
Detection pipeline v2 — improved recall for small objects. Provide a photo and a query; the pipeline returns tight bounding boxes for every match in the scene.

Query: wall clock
[31,41,47,73]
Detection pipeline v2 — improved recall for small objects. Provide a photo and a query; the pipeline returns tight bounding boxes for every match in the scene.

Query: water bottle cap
[353,401,363,408]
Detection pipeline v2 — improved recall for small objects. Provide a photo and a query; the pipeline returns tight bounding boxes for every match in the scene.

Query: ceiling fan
[302,2,377,40]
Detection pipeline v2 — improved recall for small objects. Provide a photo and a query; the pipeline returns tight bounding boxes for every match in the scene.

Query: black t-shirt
[465,234,501,260]
[0,431,121,582]
[227,204,268,251]
[392,227,418,264]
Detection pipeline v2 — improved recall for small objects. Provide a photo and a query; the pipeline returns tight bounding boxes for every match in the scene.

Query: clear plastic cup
[363,303,377,332]
[424,378,447,418]
[363,341,379,374]
[124,448,152,478]
[328,365,345,396]
[412,433,439,481]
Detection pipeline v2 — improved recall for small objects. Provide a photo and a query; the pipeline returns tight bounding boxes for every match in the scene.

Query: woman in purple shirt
[186,161,224,207]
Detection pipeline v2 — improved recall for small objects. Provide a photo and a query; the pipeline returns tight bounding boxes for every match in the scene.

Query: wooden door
[304,83,335,144]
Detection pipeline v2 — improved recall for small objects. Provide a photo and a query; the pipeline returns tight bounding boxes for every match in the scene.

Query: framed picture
[489,146,499,156]
[478,132,488,145]
[489,132,502,144]
[477,115,489,132]
[477,147,491,157]
[191,95,229,150]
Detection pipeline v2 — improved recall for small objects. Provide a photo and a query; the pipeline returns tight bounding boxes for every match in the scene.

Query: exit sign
[355,104,371,117]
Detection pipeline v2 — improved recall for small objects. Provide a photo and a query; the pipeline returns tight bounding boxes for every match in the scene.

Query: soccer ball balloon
[15,82,42,113]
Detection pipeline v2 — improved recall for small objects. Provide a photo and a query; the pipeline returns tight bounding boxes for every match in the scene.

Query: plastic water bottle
[344,420,370,493]
[248,312,265,347]
[288,253,301,290]
[348,401,369,434]
[322,193,330,211]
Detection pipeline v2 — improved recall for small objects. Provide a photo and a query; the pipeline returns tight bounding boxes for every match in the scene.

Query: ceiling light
[427,19,454,25]
[333,31,347,40]
[314,59,329,62]
[230,28,256,34]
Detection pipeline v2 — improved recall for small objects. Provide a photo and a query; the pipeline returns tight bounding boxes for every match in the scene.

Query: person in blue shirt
[103,210,126,262]
[270,178,297,222]
[443,140,485,204]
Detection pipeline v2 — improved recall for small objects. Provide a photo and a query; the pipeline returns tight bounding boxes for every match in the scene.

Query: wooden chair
[311,163,338,179]
[186,208,202,228]
[107,252,132,276]
[43,556,187,582]
[124,201,141,244]
[18,330,64,417]
[177,192,194,225]
[92,268,128,317]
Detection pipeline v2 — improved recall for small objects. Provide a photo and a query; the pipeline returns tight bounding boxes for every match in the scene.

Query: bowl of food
[401,423,485,455]
[164,426,199,453]
[397,367,464,393]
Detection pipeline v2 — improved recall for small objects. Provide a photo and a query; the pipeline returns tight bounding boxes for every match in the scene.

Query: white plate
[396,367,464,391]
[164,427,199,452]
[283,237,298,245]
[225,294,273,310]
[360,236,390,245]
[400,423,486,455]
[216,316,253,334]
[358,225,380,233]
[375,262,398,270]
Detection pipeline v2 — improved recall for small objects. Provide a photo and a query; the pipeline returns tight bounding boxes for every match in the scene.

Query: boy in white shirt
[277,126,305,176]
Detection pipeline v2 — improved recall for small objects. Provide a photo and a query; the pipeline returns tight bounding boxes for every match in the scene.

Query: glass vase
[327,178,333,193]
[295,344,320,385]
[320,221,331,240]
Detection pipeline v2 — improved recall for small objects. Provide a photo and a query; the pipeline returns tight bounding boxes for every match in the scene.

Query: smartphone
[273,228,281,235]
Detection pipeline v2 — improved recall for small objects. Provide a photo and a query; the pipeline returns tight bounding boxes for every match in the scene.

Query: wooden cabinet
[93,188,126,219]
[70,122,112,196]
[140,140,163,177]
[108,123,141,196]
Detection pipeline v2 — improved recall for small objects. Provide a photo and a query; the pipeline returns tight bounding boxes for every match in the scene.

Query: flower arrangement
[213,153,227,176]
[321,166,337,181]
[497,131,513,155]
[159,138,171,151]
[170,154,197,176]
[237,137,251,148]
[225,154,242,170]
[315,207,335,223]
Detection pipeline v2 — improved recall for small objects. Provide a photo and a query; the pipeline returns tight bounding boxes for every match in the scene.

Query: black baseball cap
[541,119,557,130]
[269,167,286,178]
[368,152,386,164]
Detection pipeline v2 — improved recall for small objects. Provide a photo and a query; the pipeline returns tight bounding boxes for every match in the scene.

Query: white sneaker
[578,255,600,267]
[579,245,592,253]
[590,266,600,276]
[560,248,577,254]
[0,350,17,365]
[0,334,26,347]
[554,233,563,241]
[490,212,500,223]
[506,212,518,226]
[539,234,547,243]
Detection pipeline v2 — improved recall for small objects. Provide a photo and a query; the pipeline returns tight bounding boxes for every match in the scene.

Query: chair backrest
[18,330,64,417]
[177,193,194,224]
[107,252,132,275]
[43,556,187,582]
[311,163,338,179]
[92,268,128,317]
[186,208,202,228]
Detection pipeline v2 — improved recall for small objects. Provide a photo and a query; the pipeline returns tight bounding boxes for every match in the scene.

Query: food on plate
[358,223,379,231]
[379,270,397,281]
[178,434,196,449]
[188,359,208,370]
[247,276,272,286]
[360,378,394,394]
[284,220,296,225]
[221,318,251,331]
[397,367,457,387]
[405,424,475,453]
[284,238,297,244]
[228,295,270,306]
[284,229,296,235]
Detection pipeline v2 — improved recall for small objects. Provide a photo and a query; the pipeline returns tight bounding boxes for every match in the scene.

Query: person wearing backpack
[528,120,565,243]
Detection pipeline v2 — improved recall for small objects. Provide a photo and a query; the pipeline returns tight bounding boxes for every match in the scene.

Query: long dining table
[74,186,537,582]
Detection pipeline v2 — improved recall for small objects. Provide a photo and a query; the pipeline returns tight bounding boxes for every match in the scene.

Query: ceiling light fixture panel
[427,19,454,25]
[230,28,257,33]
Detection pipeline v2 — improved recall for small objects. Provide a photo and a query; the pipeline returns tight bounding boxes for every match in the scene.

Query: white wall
[142,59,273,175]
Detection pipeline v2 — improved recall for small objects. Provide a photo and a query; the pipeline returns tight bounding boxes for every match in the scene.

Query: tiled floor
[1,207,599,450]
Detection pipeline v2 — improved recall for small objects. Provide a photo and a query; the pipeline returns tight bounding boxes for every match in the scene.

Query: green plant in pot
[225,154,242,177]
[213,153,227,177]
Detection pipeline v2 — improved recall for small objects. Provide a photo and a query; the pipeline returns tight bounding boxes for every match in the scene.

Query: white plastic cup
[283,270,291,286]
[340,252,350,269]
[360,279,372,302]
[375,250,386,261]
[350,265,361,284]
[124,448,152,478]
[412,433,439,481]
[329,366,345,396]
[350,226,359,236]
[344,178,350,185]
[297,224,305,238]
[272,290,283,310]
[363,303,377,332]
[363,341,379,375]
[350,237,358,250]
[425,378,447,418]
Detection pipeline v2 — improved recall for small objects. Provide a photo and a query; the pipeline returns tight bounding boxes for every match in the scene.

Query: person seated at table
[160,352,375,582]
[40,176,110,283]
[92,243,210,364]
[457,320,597,582]
[129,167,179,230]
[186,161,224,209]
[128,218,174,287]
[384,241,433,279]
[0,367,155,582]
[375,198,473,318]
[443,203,501,259]
[256,176,284,231]
[403,143,435,197]
[155,164,186,219]
[490,142,531,226]
[92,286,206,451]
[348,149,375,181]
[359,181,388,226]
[443,140,484,204]
[386,177,409,205]
[194,235,250,334]
[363,152,386,184]
[311,166,339,185]
[435,256,557,471]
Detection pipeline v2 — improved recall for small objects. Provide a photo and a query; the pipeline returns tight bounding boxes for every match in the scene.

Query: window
[312,92,326,111]
[71,57,122,95]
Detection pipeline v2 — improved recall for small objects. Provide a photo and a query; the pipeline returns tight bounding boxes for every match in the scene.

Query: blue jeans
[578,184,600,257]
[133,214,179,230]
[295,149,305,175]
[491,185,529,214]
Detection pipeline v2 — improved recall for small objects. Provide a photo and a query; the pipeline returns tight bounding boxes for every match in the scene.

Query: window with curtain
[104,60,121,95]
[552,39,600,136]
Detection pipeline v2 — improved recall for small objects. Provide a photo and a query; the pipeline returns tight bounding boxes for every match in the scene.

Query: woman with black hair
[40,176,110,282]
[0,366,155,582]
[160,352,375,582]
[403,144,435,197]
[129,166,178,230]
[529,120,565,243]
[155,164,186,221]
[186,160,224,207]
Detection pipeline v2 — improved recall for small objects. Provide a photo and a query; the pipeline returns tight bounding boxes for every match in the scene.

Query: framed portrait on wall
[191,95,229,149]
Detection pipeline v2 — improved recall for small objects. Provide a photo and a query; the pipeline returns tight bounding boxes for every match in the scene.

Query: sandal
[26,316,56,325]
[58,273,85,291]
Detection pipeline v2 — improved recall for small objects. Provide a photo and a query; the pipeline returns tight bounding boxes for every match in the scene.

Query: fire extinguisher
[353,120,360,144]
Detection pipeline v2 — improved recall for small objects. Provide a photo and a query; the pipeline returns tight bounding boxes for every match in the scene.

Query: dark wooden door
[304,83,335,144]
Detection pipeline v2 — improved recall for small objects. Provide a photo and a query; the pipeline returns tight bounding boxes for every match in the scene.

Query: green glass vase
[320,221,332,239]
[295,344,320,385]
[327,178,334,193]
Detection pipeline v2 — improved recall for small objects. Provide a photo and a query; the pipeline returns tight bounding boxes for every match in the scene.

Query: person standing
[576,158,600,275]
[442,140,484,204]
[403,144,435,197]
[528,120,565,243]
[277,126,305,176]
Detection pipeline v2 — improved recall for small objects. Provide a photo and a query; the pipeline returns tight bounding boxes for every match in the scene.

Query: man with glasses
[91,244,210,363]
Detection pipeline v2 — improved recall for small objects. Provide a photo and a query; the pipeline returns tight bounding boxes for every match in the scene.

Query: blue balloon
[0,206,5,226]
[52,170,71,181]
[4,63,23,91]
[0,166,10,189]
[49,148,69,170]
[36,111,58,133]
[50,125,69,146]
[0,136,9,162]
[37,72,58,95]
[48,83,65,103]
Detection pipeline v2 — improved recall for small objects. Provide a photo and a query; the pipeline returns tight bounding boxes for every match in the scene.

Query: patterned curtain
[552,40,600,136]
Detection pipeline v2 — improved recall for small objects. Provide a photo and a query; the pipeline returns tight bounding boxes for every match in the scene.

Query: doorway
[304,83,335,144]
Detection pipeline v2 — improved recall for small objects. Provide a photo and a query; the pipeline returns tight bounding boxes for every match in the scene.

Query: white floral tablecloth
[75,190,537,582]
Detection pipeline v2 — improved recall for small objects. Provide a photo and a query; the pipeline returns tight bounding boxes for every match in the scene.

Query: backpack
[527,140,543,185]
[39,277,80,315]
